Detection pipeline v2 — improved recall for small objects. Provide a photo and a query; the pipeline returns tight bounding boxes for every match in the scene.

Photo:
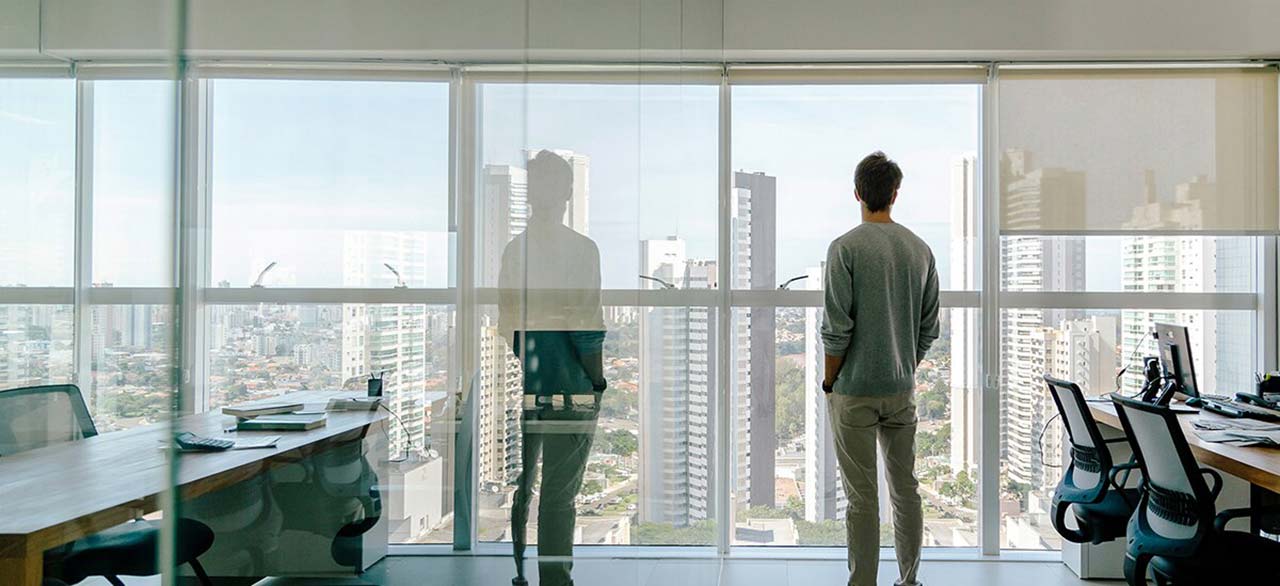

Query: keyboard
[1201,398,1280,422]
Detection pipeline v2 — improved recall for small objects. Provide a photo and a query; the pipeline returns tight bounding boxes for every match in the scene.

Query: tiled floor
[80,555,1118,585]
[254,555,1118,586]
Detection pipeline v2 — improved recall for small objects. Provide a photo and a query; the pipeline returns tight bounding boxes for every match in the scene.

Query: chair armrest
[1108,462,1141,507]
[1214,505,1280,532]
[1199,468,1223,500]
[1102,437,1129,444]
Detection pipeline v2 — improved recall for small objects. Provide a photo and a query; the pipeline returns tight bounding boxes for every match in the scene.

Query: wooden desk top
[1088,401,1280,493]
[0,391,388,540]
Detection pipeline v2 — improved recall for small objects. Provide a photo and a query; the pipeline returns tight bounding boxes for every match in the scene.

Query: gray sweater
[821,222,940,396]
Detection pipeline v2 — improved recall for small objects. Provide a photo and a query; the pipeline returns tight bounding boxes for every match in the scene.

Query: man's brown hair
[854,151,903,213]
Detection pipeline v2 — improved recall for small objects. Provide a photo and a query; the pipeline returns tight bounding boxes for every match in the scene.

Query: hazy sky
[8,76,1201,292]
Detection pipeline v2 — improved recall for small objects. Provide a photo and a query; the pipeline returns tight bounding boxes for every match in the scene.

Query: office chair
[1112,394,1280,585]
[0,384,215,586]
[271,436,382,571]
[1044,376,1140,545]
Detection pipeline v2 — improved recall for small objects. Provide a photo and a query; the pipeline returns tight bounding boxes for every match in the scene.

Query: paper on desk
[1193,419,1280,431]
[1194,429,1280,447]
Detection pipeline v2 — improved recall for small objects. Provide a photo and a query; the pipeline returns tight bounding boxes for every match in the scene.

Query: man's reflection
[499,150,606,586]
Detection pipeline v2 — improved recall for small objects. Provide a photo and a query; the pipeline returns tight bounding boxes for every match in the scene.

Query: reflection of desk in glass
[1064,402,1272,579]
[0,391,388,586]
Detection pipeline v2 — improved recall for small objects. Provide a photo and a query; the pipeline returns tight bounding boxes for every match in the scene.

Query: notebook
[222,402,304,419]
[236,413,327,432]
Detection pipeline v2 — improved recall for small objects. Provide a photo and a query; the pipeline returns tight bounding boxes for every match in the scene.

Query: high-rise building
[341,230,431,457]
[802,264,845,522]
[1119,171,1246,396]
[638,171,776,526]
[998,150,1086,493]
[733,171,777,509]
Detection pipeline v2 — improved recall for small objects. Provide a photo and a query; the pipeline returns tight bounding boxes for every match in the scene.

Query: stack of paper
[1193,419,1280,446]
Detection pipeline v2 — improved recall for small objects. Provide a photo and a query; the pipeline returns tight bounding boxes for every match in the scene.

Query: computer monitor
[1154,322,1199,403]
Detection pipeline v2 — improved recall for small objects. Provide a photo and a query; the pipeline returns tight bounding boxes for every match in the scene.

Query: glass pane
[999,235,1257,292]
[476,304,716,546]
[91,80,177,287]
[0,79,75,287]
[206,303,455,544]
[998,69,1278,233]
[998,309,1256,549]
[0,304,74,387]
[732,307,978,547]
[731,84,980,290]
[209,80,450,288]
[476,83,719,289]
[89,304,175,432]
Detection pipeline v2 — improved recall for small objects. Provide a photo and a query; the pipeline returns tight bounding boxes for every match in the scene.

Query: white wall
[21,0,1280,62]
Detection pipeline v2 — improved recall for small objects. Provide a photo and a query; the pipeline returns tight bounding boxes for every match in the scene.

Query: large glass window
[91,80,177,288]
[0,78,75,287]
[729,83,981,549]
[731,84,980,289]
[474,79,720,546]
[209,79,450,288]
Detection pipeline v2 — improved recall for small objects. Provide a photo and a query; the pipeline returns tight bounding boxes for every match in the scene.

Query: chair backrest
[1045,375,1110,495]
[1112,395,1214,548]
[0,384,97,456]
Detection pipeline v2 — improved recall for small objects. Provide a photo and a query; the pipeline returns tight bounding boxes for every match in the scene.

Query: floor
[248,556,1120,586]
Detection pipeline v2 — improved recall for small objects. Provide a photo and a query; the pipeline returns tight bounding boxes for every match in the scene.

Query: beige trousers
[827,391,923,586]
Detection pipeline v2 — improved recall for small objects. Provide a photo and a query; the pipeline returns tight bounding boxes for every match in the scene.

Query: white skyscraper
[341,230,431,457]
[998,150,1086,494]
[802,264,846,522]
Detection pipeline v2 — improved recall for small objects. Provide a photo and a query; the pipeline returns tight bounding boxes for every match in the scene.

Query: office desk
[0,391,388,586]
[1065,400,1276,578]
[1087,401,1280,493]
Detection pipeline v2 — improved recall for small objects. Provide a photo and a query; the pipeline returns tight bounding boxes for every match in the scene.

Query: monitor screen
[1154,322,1199,400]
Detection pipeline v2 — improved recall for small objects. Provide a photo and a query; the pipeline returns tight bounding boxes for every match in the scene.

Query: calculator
[174,432,235,452]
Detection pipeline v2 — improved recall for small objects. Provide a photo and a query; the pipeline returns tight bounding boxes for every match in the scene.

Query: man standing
[821,151,939,586]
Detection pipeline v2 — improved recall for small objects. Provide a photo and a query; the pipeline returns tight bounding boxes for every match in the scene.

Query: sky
[3,76,1249,294]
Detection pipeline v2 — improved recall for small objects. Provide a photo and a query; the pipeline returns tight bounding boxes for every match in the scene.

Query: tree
[775,360,805,441]
[634,521,716,545]
[599,429,638,457]
[581,479,604,496]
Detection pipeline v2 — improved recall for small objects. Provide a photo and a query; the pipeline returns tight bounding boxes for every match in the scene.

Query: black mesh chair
[0,384,215,586]
[1112,394,1280,585]
[1044,376,1141,545]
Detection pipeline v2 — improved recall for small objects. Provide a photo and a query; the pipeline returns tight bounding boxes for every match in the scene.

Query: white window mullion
[978,64,1002,557]
[73,80,95,399]
[716,69,734,556]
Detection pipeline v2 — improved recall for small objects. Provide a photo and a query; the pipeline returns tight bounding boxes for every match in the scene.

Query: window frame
[4,59,1273,561]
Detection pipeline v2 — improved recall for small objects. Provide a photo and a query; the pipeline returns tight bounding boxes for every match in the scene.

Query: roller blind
[997,66,1278,234]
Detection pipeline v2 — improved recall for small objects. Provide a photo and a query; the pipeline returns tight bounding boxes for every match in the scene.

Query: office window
[474,80,719,546]
[999,235,1257,293]
[0,304,74,387]
[729,308,978,547]
[997,309,1257,550]
[998,67,1278,233]
[731,84,980,290]
[91,80,178,287]
[0,78,76,287]
[89,304,175,432]
[476,82,719,289]
[208,79,450,288]
[206,302,455,543]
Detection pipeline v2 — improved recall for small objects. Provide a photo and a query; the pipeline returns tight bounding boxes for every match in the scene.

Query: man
[499,150,607,586]
[821,151,939,586]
